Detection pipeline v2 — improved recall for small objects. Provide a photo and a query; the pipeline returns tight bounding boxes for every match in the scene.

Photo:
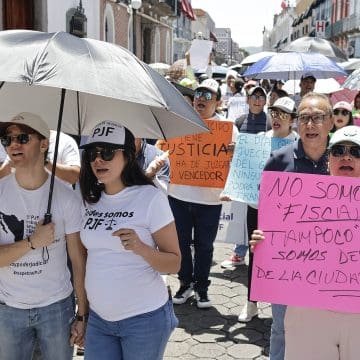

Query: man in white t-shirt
[169,79,238,309]
[0,130,80,186]
[46,130,80,185]
[0,112,87,360]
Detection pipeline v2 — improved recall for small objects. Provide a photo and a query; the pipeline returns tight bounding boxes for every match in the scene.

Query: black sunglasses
[86,148,123,162]
[1,133,32,147]
[333,109,350,116]
[330,144,360,159]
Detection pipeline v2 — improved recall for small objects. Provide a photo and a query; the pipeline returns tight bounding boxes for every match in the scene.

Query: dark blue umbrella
[243,52,347,80]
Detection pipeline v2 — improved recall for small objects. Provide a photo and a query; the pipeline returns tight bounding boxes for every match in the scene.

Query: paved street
[74,243,271,359]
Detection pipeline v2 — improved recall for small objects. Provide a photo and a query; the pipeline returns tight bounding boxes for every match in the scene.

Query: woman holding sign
[251,125,360,360]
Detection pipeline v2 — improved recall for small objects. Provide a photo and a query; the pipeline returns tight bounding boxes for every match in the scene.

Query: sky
[191,0,289,48]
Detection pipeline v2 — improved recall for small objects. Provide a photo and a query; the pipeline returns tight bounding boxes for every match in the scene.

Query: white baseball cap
[80,120,134,149]
[269,97,296,115]
[196,79,219,94]
[328,126,360,149]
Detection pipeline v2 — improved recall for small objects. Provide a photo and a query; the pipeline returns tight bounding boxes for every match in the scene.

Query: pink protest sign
[251,171,360,313]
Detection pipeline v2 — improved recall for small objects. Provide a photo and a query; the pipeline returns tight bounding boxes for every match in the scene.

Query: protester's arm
[112,221,181,273]
[47,132,81,185]
[66,232,88,346]
[0,222,55,267]
[0,162,11,178]
[147,157,170,192]
[45,162,80,185]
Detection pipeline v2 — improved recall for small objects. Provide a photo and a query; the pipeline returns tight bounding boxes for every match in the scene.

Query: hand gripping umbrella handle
[41,213,51,262]
[44,213,52,224]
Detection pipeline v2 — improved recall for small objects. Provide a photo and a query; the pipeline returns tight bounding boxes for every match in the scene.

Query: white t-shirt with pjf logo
[0,174,81,308]
[81,185,173,321]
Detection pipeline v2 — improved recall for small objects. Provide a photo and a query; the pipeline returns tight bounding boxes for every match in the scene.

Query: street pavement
[73,243,271,359]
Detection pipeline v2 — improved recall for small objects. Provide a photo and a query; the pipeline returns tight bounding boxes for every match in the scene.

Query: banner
[215,201,248,245]
[353,118,360,127]
[222,133,293,205]
[157,119,232,188]
[251,171,360,313]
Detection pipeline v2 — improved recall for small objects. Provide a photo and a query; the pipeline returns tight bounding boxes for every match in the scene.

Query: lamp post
[70,0,87,38]
[130,0,142,55]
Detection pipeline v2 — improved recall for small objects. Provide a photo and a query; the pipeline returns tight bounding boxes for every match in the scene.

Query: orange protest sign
[157,119,233,188]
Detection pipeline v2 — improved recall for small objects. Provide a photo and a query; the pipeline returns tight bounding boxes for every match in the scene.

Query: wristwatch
[76,313,89,322]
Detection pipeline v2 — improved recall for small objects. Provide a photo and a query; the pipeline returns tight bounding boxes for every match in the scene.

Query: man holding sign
[252,125,360,360]
[254,93,333,360]
[168,79,238,309]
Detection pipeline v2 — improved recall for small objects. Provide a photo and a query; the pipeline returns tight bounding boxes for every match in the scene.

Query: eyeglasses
[297,113,329,125]
[270,110,290,121]
[86,148,123,162]
[250,94,266,101]
[194,90,213,101]
[1,133,32,147]
[333,109,350,116]
[330,144,360,159]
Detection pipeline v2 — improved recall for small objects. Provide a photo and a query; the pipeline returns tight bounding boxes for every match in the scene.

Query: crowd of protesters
[1,49,360,360]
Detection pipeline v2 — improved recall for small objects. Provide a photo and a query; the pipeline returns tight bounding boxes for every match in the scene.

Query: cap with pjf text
[80,120,133,149]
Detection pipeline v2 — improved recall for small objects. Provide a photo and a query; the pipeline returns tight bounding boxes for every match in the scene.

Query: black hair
[330,111,353,133]
[270,88,288,98]
[79,130,155,204]
[216,88,221,101]
[233,79,244,94]
[354,91,360,110]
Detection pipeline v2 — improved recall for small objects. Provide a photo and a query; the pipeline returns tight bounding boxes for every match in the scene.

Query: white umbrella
[339,58,360,72]
[148,62,170,76]
[283,78,342,95]
[0,30,209,221]
[343,67,360,90]
[240,51,276,66]
[0,30,207,140]
[282,36,348,62]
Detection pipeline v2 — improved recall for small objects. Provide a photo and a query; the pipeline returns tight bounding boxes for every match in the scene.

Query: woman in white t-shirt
[79,121,180,360]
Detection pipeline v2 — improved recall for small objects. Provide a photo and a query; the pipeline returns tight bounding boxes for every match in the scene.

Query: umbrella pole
[44,88,67,223]
[77,91,81,137]
[151,109,167,141]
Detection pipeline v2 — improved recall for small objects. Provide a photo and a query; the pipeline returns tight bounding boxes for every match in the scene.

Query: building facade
[0,0,99,39]
[265,0,360,58]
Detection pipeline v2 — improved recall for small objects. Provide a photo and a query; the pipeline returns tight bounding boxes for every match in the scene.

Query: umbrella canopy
[243,52,347,80]
[342,67,360,90]
[339,58,360,72]
[283,78,342,95]
[240,51,275,66]
[193,64,228,80]
[0,30,208,139]
[148,62,170,76]
[282,37,348,62]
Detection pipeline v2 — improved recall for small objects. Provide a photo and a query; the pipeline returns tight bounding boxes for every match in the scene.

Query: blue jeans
[270,304,287,360]
[0,295,75,360]
[168,196,222,292]
[85,299,178,360]
[234,244,248,257]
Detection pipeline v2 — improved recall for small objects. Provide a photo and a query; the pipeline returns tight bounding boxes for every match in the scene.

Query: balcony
[142,0,177,17]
